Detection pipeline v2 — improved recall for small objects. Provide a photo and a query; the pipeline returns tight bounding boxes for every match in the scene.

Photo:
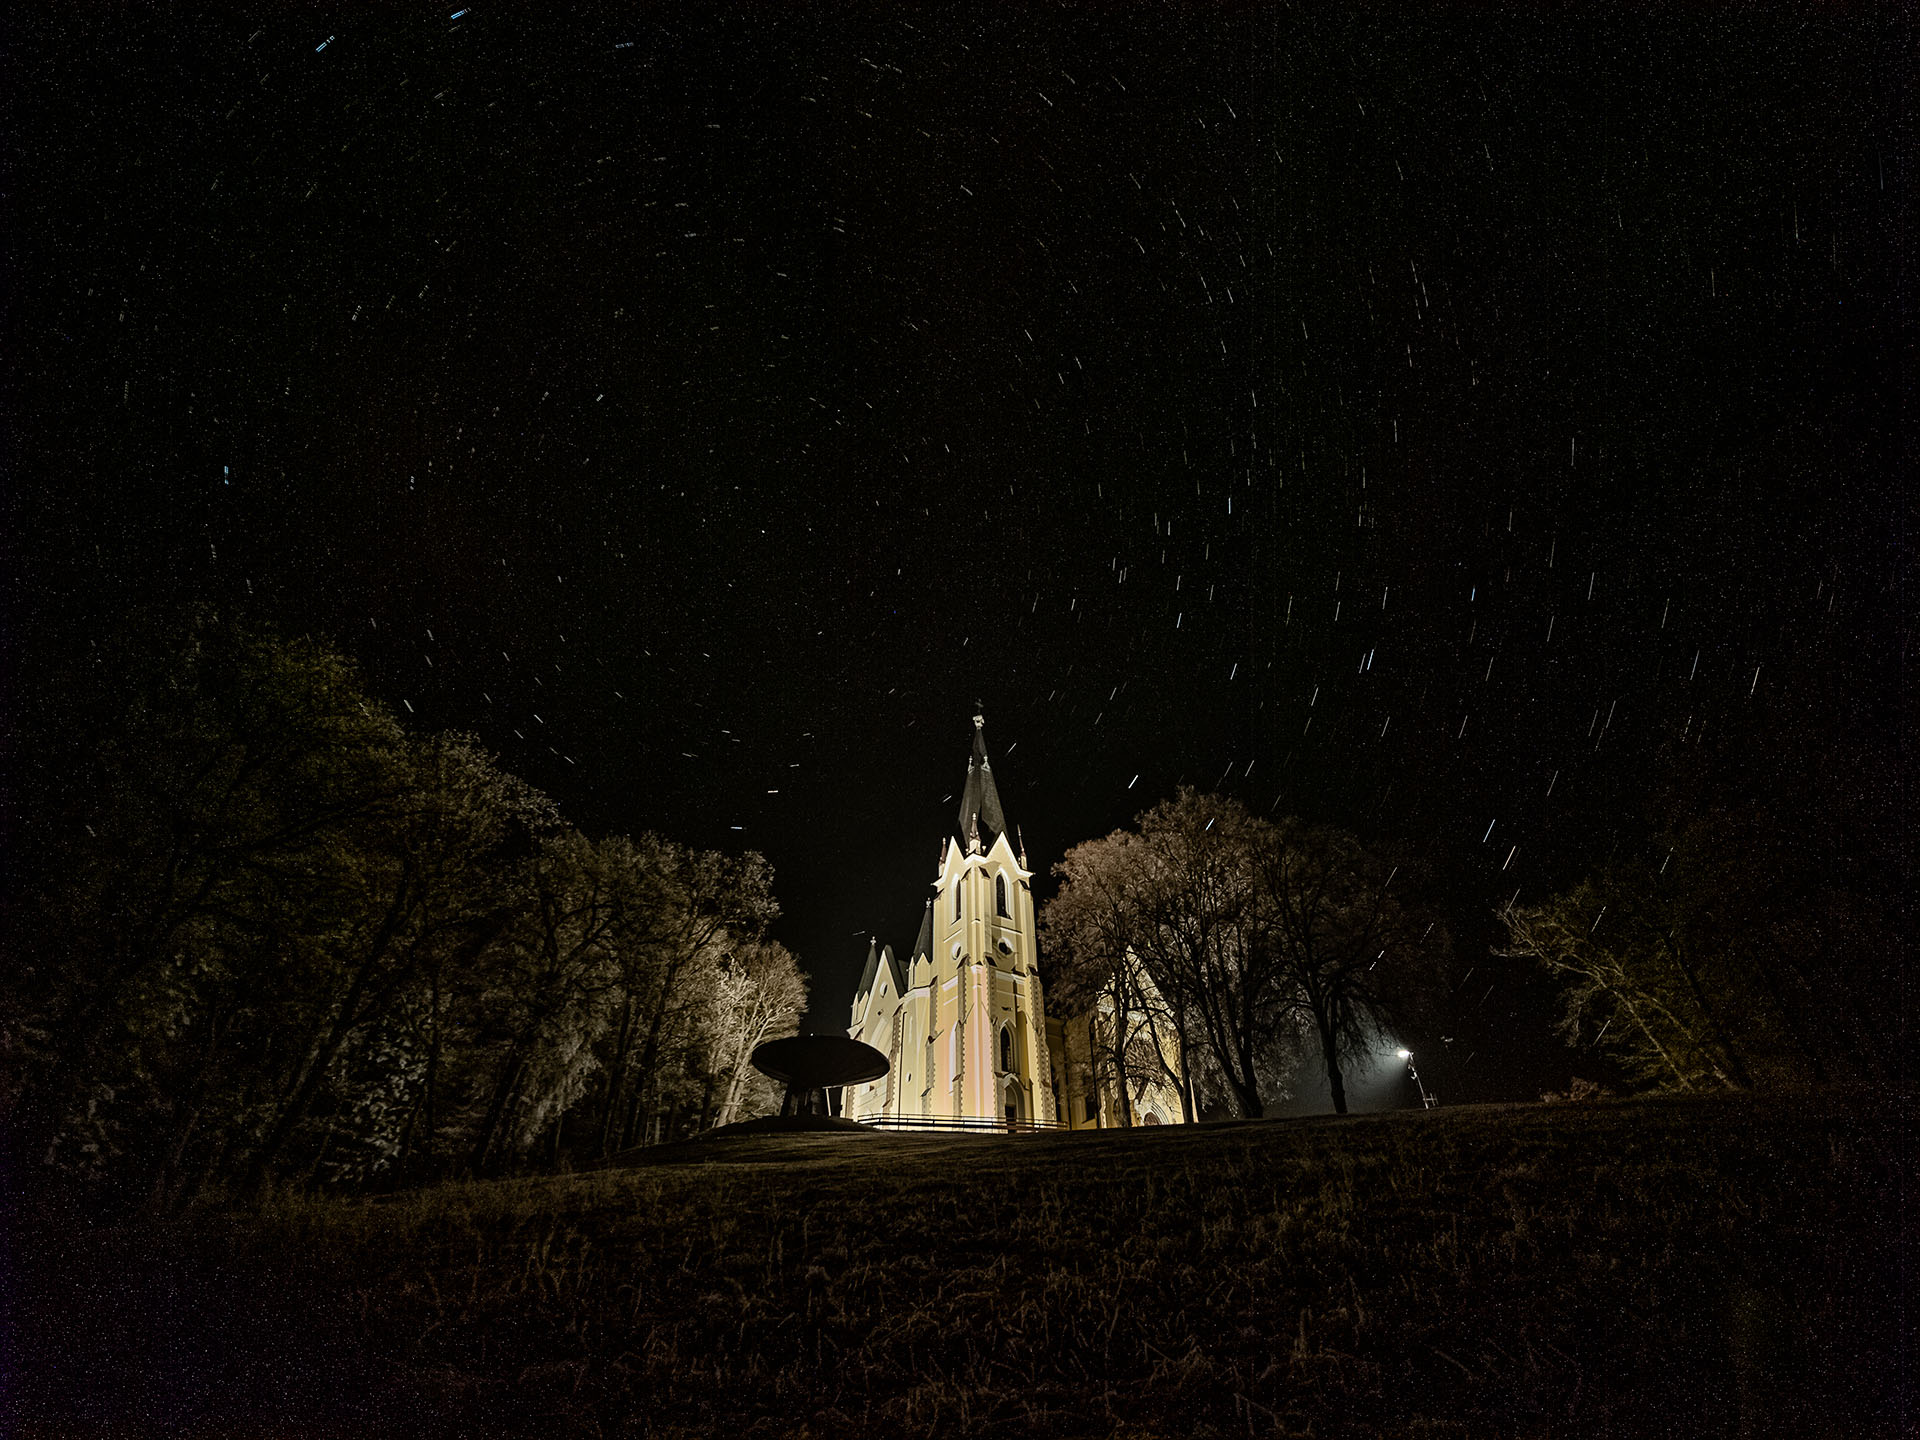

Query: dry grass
[9,1093,1908,1438]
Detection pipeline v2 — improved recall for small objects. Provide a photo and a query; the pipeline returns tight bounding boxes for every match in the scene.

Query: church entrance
[1003,1081,1023,1132]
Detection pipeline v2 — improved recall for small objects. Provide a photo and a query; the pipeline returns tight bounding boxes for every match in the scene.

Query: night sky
[8,5,1909,1106]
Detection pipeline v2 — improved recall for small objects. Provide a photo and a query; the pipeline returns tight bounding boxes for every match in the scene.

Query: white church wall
[845,717,1182,1132]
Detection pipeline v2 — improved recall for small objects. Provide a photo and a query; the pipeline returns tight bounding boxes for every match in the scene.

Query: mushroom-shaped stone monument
[751,1035,888,1121]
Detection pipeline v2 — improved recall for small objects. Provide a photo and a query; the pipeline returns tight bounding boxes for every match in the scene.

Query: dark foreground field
[7,1094,1910,1438]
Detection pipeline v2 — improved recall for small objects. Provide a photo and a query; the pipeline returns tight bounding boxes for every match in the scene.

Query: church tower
[845,712,1058,1128]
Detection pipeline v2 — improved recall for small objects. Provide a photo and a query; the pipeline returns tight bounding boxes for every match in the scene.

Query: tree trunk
[1137,1000,1194,1126]
[304,1125,337,1188]
[1230,1008,1266,1119]
[624,977,680,1139]
[622,950,703,1146]
[1233,1085,1264,1119]
[597,1000,636,1159]
[1174,1023,1197,1125]
[394,1084,424,1179]
[1665,939,1755,1089]
[183,1127,236,1208]
[155,1100,208,1213]
[242,878,415,1193]
[154,1003,230,1211]
[470,1049,528,1174]
[716,1009,768,1128]
[1193,990,1261,1119]
[1109,1026,1134,1128]
[623,1085,645,1150]
[717,1062,748,1129]
[698,1072,717,1133]
[1618,989,1694,1090]
[1317,1012,1348,1116]
[420,962,443,1166]
[27,845,236,1167]
[1233,1060,1266,1119]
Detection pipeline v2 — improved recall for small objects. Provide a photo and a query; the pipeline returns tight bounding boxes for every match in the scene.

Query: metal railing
[858,1113,1069,1134]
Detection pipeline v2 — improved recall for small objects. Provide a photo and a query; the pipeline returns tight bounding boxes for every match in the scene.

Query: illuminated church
[844,713,1187,1131]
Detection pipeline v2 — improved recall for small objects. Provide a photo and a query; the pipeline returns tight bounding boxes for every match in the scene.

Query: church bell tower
[845,711,1056,1128]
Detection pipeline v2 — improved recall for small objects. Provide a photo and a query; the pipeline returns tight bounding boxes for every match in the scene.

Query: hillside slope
[9,1094,1908,1438]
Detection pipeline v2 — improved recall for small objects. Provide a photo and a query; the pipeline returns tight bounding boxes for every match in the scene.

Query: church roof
[955,712,1009,850]
[853,938,882,1000]
[854,936,907,1002]
[907,897,934,966]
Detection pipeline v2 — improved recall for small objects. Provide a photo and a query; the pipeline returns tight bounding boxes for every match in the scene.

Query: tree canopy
[1043,789,1449,1118]
[1500,800,1899,1095]
[4,613,804,1208]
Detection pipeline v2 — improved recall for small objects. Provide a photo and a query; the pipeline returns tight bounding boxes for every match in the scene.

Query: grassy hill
[8,1093,1909,1438]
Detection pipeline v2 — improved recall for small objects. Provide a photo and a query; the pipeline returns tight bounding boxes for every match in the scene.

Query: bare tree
[3,613,818,1198]
[9,616,414,1195]
[238,731,557,1192]
[593,839,779,1155]
[1498,847,1777,1094]
[1045,792,1443,1121]
[464,831,627,1173]
[1132,791,1290,1119]
[1251,820,1446,1116]
[1043,829,1186,1125]
[706,940,807,1128]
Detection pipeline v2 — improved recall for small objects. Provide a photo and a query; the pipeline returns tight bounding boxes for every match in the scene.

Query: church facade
[844,714,1188,1131]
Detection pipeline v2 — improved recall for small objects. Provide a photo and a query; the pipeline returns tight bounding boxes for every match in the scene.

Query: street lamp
[1397,1049,1436,1109]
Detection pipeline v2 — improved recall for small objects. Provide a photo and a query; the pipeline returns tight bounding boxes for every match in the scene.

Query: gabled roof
[853,937,883,1001]
[955,712,1009,849]
[855,935,908,1004]
[907,897,934,967]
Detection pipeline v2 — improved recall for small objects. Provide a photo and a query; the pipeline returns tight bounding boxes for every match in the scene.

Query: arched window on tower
[953,877,963,922]
[995,873,1010,918]
[999,1025,1013,1073]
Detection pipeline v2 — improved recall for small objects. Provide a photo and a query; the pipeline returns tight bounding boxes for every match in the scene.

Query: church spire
[853,936,882,1000]
[910,897,934,966]
[856,932,908,1000]
[955,709,1009,851]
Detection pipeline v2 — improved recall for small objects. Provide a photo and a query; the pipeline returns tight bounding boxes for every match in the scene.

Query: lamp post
[1397,1049,1436,1109]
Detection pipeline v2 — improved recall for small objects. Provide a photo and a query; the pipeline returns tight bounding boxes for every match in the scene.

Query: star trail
[9,5,1906,1102]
